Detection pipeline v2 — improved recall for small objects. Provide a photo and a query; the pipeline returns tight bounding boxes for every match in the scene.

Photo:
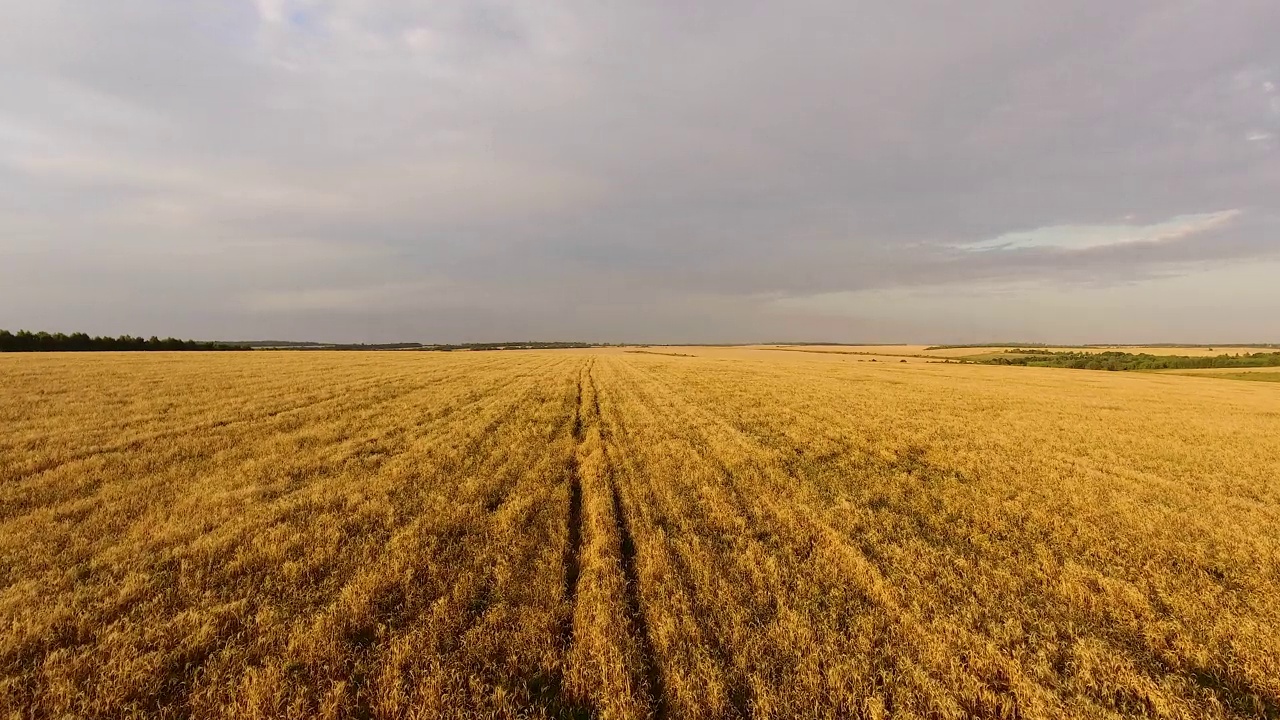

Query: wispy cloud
[958,210,1242,253]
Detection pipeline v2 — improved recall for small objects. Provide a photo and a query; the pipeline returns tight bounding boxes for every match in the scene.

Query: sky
[1,1,1278,344]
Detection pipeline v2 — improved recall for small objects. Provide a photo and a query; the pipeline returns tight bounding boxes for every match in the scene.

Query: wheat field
[754,345,1277,360]
[2,350,1278,719]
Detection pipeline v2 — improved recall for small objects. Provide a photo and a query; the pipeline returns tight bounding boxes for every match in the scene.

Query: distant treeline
[225,341,430,350]
[0,333,612,352]
[333,343,429,350]
[222,340,332,348]
[0,330,244,352]
[982,350,1280,371]
[421,341,599,352]
[225,340,604,351]
[927,343,1058,350]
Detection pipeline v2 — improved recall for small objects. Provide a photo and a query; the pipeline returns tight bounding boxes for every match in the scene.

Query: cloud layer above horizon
[2,1,1278,343]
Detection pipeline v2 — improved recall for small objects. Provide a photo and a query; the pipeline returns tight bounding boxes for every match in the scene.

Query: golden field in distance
[1154,367,1280,383]
[2,350,1278,719]
[747,344,1277,359]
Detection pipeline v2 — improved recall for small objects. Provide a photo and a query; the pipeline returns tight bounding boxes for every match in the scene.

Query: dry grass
[2,350,1278,719]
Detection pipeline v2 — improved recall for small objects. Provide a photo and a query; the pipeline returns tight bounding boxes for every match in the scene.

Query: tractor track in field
[590,363,669,720]
[539,361,592,720]
[561,364,587,643]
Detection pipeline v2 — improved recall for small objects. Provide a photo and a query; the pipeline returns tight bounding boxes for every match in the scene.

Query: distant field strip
[2,351,1278,719]
[1155,367,1280,383]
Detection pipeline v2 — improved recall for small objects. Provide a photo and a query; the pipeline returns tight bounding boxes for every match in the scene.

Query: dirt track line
[591,362,669,720]
[562,364,586,641]
[538,362,594,720]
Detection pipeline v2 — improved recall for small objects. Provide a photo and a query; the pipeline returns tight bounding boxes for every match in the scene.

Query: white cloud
[958,210,1242,252]
[252,0,286,25]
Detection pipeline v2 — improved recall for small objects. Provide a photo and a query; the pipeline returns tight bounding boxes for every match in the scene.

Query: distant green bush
[983,350,1280,371]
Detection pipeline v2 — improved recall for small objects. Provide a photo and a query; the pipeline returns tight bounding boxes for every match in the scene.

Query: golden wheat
[2,350,1277,719]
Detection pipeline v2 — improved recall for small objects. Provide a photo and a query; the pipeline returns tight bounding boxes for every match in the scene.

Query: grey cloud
[1,0,1277,342]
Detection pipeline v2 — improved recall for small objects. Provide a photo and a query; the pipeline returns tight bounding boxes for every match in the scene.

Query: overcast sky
[2,1,1278,343]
